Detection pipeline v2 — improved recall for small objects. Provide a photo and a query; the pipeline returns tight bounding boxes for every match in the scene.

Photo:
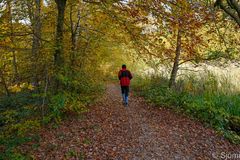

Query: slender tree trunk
[54,0,67,90]
[41,65,48,118]
[70,4,76,66]
[12,52,18,82]
[70,3,81,66]
[0,69,10,97]
[32,0,42,87]
[7,1,19,83]
[169,27,182,88]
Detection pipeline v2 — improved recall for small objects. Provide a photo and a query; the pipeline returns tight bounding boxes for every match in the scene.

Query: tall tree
[69,0,81,66]
[31,0,42,86]
[131,0,211,88]
[54,0,67,89]
[7,0,19,83]
[169,26,182,88]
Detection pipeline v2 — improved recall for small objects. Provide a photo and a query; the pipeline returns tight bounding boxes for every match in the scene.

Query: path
[22,84,239,159]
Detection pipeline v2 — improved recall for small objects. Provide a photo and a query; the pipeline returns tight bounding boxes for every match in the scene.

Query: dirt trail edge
[23,84,239,160]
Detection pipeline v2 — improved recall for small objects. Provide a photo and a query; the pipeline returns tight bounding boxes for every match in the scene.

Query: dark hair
[122,64,126,68]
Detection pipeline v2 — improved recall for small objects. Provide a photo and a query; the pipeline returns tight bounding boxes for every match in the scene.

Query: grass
[132,73,240,144]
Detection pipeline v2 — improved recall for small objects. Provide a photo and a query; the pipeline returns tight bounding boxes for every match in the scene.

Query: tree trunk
[54,0,67,67]
[70,4,81,66]
[12,52,18,82]
[32,0,42,87]
[70,4,76,66]
[169,28,182,88]
[7,1,19,83]
[0,69,10,97]
[54,0,67,90]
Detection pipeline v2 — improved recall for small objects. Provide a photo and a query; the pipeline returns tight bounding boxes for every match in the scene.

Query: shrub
[132,74,240,143]
[48,93,66,123]
[8,120,40,137]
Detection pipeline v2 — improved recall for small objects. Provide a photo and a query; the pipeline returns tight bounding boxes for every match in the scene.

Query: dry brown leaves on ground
[21,84,239,160]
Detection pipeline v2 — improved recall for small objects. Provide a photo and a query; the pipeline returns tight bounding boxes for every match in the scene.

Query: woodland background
[0,0,240,159]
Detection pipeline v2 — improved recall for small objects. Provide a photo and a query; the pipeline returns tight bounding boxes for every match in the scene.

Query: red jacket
[118,68,132,86]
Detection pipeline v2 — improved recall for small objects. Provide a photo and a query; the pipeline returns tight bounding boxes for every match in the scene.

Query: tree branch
[215,0,240,26]
[230,0,240,18]
[82,0,101,5]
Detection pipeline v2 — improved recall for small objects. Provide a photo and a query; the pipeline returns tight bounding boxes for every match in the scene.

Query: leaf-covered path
[23,84,239,159]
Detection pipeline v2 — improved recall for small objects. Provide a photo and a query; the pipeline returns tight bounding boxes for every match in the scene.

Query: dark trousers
[121,86,129,96]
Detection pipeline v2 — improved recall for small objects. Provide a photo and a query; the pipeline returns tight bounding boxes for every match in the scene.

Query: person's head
[122,64,126,69]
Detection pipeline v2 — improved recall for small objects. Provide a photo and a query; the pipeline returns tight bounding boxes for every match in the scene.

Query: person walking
[118,64,133,106]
